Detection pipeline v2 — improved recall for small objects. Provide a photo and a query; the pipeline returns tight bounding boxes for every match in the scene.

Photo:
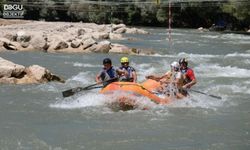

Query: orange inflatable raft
[100,79,173,110]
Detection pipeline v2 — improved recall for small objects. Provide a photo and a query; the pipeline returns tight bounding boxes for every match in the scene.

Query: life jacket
[162,71,183,97]
[119,66,135,82]
[100,66,118,86]
[180,67,195,84]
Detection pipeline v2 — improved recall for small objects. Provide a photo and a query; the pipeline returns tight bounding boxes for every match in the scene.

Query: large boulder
[92,40,111,53]
[16,31,31,43]
[109,33,124,40]
[54,41,69,50]
[112,24,126,31]
[114,27,126,34]
[77,29,86,36]
[91,32,109,39]
[82,38,97,50]
[71,39,82,48]
[3,33,17,41]
[0,57,65,84]
[126,28,149,34]
[109,44,131,54]
[30,34,48,51]
[0,57,25,78]
[25,65,64,83]
[0,38,21,50]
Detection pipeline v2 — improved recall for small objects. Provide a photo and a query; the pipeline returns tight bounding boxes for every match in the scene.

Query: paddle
[189,89,222,99]
[62,78,118,98]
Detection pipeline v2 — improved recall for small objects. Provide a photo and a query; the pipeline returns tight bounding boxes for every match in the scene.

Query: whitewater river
[0,28,250,149]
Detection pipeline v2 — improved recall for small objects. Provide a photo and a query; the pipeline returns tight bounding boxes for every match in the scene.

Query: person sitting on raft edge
[178,58,197,95]
[146,61,185,98]
[117,57,137,83]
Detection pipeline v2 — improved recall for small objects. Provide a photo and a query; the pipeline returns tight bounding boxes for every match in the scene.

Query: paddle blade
[62,87,83,97]
[190,89,222,100]
[208,94,222,99]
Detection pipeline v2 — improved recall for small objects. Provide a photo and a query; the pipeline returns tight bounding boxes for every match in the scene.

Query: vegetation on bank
[0,0,249,31]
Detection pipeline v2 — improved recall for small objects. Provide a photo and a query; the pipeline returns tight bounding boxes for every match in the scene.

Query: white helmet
[170,61,179,70]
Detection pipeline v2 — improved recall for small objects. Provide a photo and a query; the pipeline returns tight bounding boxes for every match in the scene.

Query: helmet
[120,57,129,63]
[170,61,179,69]
[179,58,188,66]
[103,58,112,65]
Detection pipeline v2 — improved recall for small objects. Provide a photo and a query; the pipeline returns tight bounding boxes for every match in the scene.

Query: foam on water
[65,61,102,68]
[50,86,228,112]
[50,92,107,109]
[68,71,94,84]
[225,52,250,58]
[221,34,250,40]
[168,95,224,110]
[50,90,161,111]
[175,40,199,44]
[196,63,250,78]
[201,35,220,39]
[211,84,250,95]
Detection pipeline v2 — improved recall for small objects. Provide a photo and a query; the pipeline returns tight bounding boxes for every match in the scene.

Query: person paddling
[95,58,119,87]
[117,57,137,82]
[146,61,185,98]
[179,58,197,90]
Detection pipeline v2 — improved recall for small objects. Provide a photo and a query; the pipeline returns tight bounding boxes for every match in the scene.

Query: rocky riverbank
[0,57,64,84]
[0,19,155,55]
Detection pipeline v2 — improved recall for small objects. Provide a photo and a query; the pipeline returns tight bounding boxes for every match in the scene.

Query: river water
[0,28,250,150]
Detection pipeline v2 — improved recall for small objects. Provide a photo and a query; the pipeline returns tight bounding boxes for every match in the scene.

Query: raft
[100,79,173,110]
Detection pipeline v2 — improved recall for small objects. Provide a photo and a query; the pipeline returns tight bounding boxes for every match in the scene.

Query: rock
[126,28,149,34]
[92,32,109,39]
[78,34,93,40]
[82,38,97,50]
[114,27,126,34]
[0,40,4,51]
[71,39,82,48]
[3,41,21,50]
[84,44,97,52]
[77,29,86,36]
[4,33,17,41]
[92,40,111,53]
[0,38,11,50]
[30,34,47,51]
[0,57,25,78]
[247,29,250,33]
[16,31,31,42]
[0,77,16,84]
[26,65,47,81]
[198,27,204,31]
[134,48,155,55]
[109,44,131,54]
[20,42,29,48]
[54,41,69,50]
[0,57,65,84]
[197,27,208,32]
[109,33,124,40]
[112,24,126,30]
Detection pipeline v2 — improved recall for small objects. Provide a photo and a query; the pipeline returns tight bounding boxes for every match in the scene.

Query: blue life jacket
[100,66,118,86]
